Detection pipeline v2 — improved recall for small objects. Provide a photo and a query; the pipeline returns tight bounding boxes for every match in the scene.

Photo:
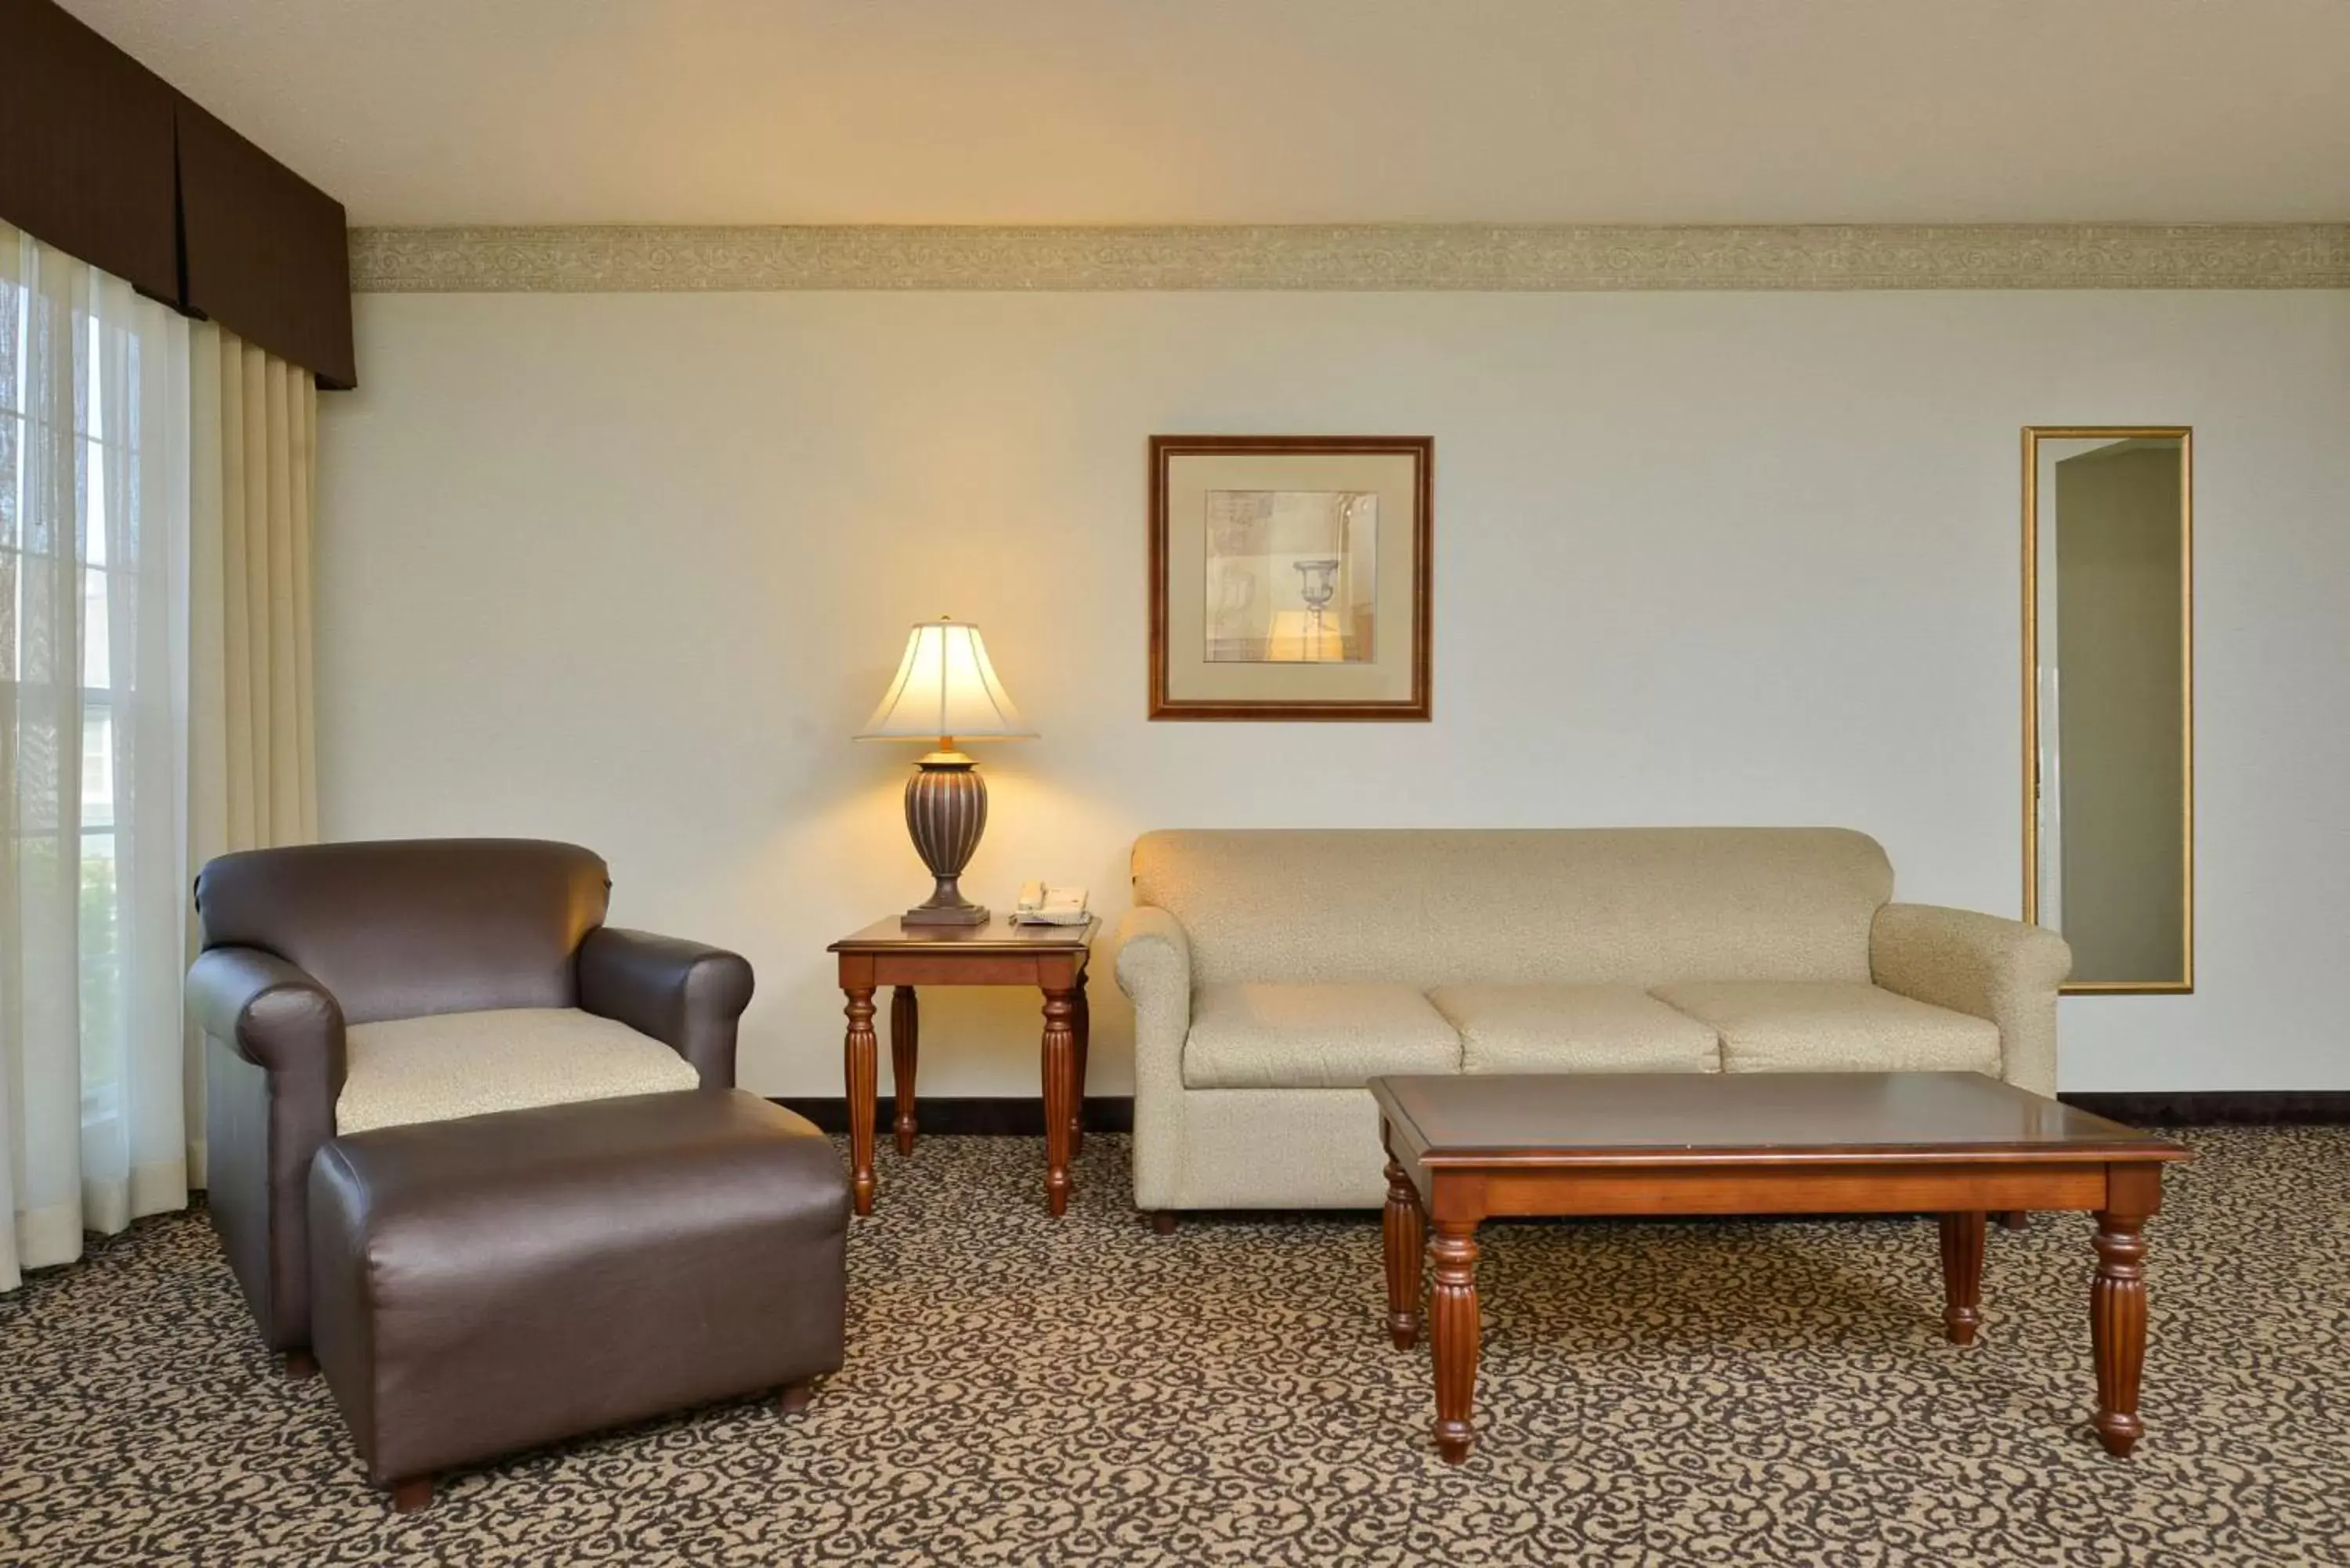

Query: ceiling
[60,0,2350,228]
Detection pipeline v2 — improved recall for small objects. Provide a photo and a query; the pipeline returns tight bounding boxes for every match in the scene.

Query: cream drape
[1,222,193,1290]
[181,327,320,1185]
[189,327,319,862]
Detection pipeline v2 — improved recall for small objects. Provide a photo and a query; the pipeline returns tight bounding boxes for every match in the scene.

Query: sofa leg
[1150,1211,1179,1236]
[1997,1211,2030,1232]
[284,1349,318,1380]
[390,1477,432,1513]
[779,1380,815,1417]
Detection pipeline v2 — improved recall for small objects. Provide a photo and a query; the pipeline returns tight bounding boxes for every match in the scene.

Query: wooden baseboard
[773,1091,2350,1135]
[2062,1091,2350,1126]
[772,1097,1137,1136]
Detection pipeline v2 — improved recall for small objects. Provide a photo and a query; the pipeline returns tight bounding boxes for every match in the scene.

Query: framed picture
[1148,435,1433,721]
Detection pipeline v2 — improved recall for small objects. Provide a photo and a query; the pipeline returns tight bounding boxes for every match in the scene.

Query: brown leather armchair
[185,838,755,1371]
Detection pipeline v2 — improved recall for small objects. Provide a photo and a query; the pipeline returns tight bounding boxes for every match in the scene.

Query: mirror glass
[2024,428,2192,992]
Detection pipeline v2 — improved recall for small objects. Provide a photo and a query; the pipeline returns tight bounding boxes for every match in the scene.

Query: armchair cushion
[335,1009,701,1136]
[1430,984,1721,1075]
[1183,984,1460,1090]
[1651,982,2000,1075]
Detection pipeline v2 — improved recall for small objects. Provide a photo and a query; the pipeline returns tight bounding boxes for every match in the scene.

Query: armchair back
[194,838,610,1024]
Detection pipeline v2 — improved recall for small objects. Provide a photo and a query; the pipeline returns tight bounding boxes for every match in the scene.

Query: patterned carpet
[2,1127,2346,1566]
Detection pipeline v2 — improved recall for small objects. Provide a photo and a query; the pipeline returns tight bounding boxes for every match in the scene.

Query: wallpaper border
[348,222,2350,294]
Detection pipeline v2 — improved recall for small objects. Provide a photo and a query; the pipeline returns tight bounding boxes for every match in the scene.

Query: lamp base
[901,901,991,928]
[898,751,992,929]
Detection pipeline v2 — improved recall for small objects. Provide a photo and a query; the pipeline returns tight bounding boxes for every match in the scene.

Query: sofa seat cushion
[1429,984,1721,1074]
[1650,982,2001,1075]
[337,1007,702,1135]
[1184,984,1461,1090]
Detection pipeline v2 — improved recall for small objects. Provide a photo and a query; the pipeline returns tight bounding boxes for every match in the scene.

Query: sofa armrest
[1871,903,2072,1097]
[1113,905,1193,1094]
[186,945,348,1082]
[577,927,755,1089]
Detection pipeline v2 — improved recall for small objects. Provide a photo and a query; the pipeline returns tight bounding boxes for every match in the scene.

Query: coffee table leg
[1939,1212,1985,1345]
[1431,1219,1480,1463]
[890,987,920,1156]
[843,986,878,1216]
[1383,1140,1425,1350]
[1041,984,1077,1216]
[2091,1211,2150,1455]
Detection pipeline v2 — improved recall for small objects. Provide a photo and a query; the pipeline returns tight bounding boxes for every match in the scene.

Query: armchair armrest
[185,945,347,1082]
[1113,905,1192,1096]
[185,945,348,1353]
[577,927,755,1089]
[1871,903,2072,1097]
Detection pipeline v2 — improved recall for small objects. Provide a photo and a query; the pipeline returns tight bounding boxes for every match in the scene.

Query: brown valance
[0,0,179,302]
[0,0,356,388]
[177,101,356,389]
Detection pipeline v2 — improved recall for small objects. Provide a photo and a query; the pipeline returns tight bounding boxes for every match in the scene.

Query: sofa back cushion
[1130,827,1893,989]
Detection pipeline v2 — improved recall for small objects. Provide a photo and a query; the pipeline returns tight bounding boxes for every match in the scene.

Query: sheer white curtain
[0,220,193,1291]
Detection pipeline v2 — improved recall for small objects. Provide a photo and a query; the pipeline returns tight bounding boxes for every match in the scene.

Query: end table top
[1372,1071,2191,1168]
[828,912,1099,955]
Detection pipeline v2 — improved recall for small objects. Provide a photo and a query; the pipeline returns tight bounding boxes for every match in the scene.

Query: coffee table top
[1371,1072,2189,1167]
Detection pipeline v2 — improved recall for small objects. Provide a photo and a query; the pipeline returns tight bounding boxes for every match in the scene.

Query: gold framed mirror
[2022,426,2193,993]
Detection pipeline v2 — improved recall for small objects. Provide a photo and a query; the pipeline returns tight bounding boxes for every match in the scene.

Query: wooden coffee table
[1369,1071,2191,1463]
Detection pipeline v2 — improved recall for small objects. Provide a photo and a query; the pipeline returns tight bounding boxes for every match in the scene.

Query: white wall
[317,288,2350,1096]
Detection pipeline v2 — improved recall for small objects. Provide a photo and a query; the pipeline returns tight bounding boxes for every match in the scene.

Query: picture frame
[1148,435,1433,721]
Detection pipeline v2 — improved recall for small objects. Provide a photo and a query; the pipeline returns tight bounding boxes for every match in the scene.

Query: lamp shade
[858,619,1036,742]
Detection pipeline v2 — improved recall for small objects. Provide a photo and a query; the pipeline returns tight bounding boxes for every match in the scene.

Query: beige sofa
[1112,828,2071,1214]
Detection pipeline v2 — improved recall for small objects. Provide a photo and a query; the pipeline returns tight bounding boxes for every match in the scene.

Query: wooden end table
[1368,1071,2191,1464]
[829,915,1097,1217]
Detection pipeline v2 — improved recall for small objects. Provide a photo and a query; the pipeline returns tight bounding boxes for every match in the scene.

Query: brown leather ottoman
[307,1089,847,1510]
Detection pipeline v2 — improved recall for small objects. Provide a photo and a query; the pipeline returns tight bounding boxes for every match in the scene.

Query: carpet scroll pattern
[2,1128,2346,1566]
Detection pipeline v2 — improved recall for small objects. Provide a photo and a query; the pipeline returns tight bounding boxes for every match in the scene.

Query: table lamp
[858,617,1036,926]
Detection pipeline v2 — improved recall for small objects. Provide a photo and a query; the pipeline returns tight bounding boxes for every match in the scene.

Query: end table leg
[2091,1212,2150,1456]
[1070,972,1091,1157]
[890,987,920,1156]
[1431,1219,1480,1463]
[1041,985,1077,1216]
[844,986,878,1215]
[1940,1212,1986,1345]
[1383,1140,1425,1350]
